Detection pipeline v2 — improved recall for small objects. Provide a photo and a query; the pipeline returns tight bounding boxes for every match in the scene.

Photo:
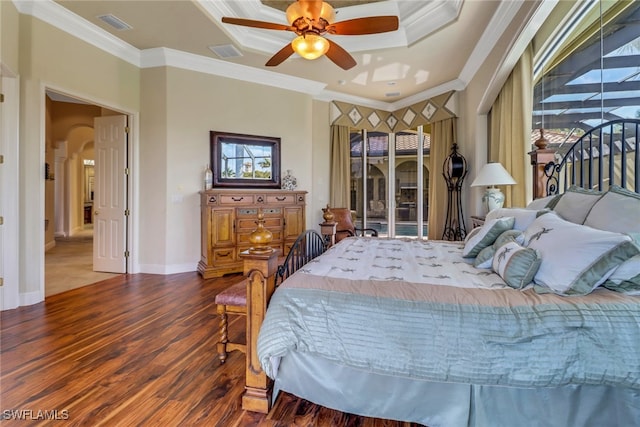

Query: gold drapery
[329,125,351,208]
[489,43,533,208]
[428,118,457,240]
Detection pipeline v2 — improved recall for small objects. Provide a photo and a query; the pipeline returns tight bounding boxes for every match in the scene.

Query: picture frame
[210,131,281,189]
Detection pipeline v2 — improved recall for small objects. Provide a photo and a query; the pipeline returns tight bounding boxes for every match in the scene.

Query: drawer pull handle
[231,196,244,202]
[218,251,231,257]
[276,196,287,201]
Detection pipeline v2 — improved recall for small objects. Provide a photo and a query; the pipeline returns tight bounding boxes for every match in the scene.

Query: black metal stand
[442,143,468,241]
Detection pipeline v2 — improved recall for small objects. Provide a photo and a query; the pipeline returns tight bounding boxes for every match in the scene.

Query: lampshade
[471,162,516,213]
[471,162,516,187]
[291,34,330,60]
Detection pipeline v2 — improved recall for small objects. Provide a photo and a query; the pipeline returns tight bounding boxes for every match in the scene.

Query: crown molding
[458,0,524,87]
[140,47,327,96]
[13,0,141,67]
[477,0,557,114]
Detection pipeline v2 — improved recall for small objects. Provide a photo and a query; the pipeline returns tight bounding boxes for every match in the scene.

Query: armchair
[329,207,379,242]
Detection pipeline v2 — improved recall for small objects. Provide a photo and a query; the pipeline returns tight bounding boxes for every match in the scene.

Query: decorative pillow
[492,241,541,289]
[493,229,525,248]
[462,217,515,258]
[584,185,640,233]
[552,186,604,224]
[464,226,482,244]
[526,194,562,211]
[523,212,640,295]
[602,254,640,295]
[473,246,495,268]
[486,208,548,231]
[473,230,524,269]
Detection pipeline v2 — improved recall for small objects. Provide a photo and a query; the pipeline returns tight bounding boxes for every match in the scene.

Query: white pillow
[486,207,549,231]
[584,185,640,233]
[526,194,561,211]
[553,186,604,224]
[523,212,639,295]
[602,254,640,295]
[492,240,541,289]
[462,217,515,258]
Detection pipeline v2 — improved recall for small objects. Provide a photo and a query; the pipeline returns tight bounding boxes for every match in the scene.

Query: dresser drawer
[212,247,236,263]
[236,207,282,218]
[266,194,295,204]
[219,194,256,205]
[237,230,283,245]
[204,194,218,205]
[237,216,282,231]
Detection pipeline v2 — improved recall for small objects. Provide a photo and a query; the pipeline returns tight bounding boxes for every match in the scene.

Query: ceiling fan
[221,0,399,70]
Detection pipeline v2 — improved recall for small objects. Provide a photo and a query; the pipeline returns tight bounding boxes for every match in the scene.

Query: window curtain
[489,43,533,208]
[428,117,457,240]
[329,125,351,208]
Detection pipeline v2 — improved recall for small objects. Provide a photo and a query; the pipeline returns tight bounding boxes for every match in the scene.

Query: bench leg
[216,305,228,364]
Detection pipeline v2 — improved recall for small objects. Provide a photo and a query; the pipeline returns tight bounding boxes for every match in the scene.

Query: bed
[239,119,640,426]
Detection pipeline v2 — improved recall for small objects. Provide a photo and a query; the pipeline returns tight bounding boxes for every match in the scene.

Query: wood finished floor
[1,273,424,426]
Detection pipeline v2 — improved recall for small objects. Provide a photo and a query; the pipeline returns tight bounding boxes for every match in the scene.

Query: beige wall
[14,14,140,298]
[140,66,317,272]
[1,0,20,76]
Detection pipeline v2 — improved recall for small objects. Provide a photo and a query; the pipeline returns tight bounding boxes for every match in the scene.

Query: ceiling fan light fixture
[285,2,304,25]
[286,1,335,25]
[291,34,329,60]
[318,2,336,24]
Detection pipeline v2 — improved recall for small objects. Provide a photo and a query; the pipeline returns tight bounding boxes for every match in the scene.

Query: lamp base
[482,187,505,213]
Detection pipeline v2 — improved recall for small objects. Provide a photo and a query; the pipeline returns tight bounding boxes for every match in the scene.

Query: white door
[93,115,128,273]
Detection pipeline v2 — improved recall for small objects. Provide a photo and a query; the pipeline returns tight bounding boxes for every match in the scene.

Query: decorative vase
[322,204,334,223]
[282,169,297,191]
[248,210,274,254]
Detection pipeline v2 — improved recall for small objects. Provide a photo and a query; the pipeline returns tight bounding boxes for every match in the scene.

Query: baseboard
[20,290,44,307]
[45,240,56,251]
[137,262,198,275]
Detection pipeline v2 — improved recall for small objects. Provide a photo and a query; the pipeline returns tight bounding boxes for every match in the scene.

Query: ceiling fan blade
[266,43,295,67]
[327,16,399,35]
[325,39,357,70]
[221,17,292,32]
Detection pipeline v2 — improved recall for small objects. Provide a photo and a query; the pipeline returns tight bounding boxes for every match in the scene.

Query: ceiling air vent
[209,44,243,59]
[97,14,132,31]
[385,92,401,97]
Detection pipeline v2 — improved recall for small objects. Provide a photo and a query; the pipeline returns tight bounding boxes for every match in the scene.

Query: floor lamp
[442,143,468,241]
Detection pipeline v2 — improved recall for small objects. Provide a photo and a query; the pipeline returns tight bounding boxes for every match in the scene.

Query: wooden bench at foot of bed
[239,229,328,413]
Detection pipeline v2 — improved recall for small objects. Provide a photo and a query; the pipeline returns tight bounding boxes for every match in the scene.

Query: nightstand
[471,215,485,228]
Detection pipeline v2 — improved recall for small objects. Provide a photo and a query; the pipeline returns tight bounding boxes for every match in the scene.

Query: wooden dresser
[198,189,307,278]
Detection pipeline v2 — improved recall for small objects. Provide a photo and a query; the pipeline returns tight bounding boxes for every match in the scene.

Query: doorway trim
[41,83,138,300]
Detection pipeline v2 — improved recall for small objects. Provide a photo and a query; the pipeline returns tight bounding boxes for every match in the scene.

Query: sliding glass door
[350,127,430,238]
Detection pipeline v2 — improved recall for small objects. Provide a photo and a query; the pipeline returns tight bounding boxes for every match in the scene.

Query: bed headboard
[536,119,640,197]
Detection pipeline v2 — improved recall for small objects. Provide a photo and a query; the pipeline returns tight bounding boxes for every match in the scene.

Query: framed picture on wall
[210,131,281,189]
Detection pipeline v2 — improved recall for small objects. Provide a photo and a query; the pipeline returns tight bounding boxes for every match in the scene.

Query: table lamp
[471,162,516,213]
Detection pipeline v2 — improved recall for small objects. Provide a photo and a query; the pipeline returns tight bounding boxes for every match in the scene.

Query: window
[533,2,640,139]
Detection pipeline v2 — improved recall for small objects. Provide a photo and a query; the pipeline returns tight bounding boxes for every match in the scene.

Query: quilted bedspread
[257,237,640,389]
